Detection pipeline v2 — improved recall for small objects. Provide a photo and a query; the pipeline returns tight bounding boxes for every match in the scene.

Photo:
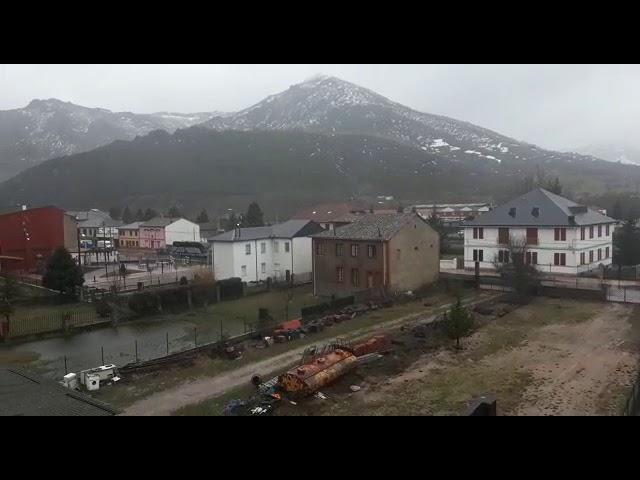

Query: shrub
[95,300,112,318]
[217,277,243,300]
[128,292,159,314]
[443,298,474,349]
[191,271,217,305]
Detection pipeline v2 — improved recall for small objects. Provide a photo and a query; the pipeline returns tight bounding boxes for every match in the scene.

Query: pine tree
[546,177,563,195]
[0,298,13,330]
[443,298,474,349]
[427,206,448,253]
[227,212,238,231]
[611,200,624,220]
[135,208,145,222]
[167,206,181,218]
[109,206,122,220]
[196,209,210,224]
[143,208,158,221]
[2,275,18,303]
[122,206,133,224]
[616,216,640,266]
[42,247,85,300]
[245,202,264,227]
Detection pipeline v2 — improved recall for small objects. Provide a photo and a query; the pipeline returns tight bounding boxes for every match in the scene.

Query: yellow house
[118,222,142,248]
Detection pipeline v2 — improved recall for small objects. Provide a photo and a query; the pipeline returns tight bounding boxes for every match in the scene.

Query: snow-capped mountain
[573,143,640,167]
[202,75,592,167]
[0,99,223,181]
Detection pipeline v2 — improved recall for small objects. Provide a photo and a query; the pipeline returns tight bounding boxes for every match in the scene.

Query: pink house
[139,218,170,249]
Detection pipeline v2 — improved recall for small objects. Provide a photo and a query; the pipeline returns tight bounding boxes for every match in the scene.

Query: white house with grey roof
[210,220,324,282]
[462,188,617,274]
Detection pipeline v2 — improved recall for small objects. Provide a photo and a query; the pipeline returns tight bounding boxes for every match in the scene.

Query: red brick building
[0,207,78,274]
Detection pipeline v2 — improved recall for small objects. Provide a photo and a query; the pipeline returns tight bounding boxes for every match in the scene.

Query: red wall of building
[0,207,70,273]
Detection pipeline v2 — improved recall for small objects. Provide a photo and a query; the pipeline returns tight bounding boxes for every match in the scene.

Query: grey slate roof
[211,220,321,242]
[68,209,122,228]
[462,188,616,227]
[0,368,119,416]
[118,222,143,230]
[313,213,426,241]
[141,217,178,228]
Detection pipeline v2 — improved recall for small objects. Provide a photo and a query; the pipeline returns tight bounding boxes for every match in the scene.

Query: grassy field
[92,287,473,410]
[301,297,640,416]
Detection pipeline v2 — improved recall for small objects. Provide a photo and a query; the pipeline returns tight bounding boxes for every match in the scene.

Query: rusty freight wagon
[278,349,357,397]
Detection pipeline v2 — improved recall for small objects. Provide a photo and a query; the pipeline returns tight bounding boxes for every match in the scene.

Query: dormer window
[509,207,517,218]
[531,207,539,217]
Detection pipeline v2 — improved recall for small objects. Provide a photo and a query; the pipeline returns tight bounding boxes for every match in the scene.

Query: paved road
[441,268,640,290]
[122,294,494,416]
[85,265,209,292]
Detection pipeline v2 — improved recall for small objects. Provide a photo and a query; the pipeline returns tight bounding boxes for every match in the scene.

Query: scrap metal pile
[224,333,392,415]
[259,300,392,346]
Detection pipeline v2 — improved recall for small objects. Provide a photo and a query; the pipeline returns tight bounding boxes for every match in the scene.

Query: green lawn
[144,284,321,341]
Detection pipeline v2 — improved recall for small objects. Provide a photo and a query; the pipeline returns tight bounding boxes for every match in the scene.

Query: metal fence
[6,310,106,338]
[53,321,259,380]
[605,285,640,304]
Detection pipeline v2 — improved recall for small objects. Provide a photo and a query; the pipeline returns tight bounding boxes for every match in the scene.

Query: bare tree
[493,236,540,303]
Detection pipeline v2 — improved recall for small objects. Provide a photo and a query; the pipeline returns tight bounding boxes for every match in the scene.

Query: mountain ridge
[1,126,638,219]
[0,98,224,181]
[200,75,588,168]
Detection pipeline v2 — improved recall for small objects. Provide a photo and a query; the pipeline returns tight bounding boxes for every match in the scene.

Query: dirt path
[510,303,639,415]
[123,294,493,416]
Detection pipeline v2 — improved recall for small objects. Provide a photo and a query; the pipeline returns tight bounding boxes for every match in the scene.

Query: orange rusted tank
[347,335,392,357]
[278,349,357,397]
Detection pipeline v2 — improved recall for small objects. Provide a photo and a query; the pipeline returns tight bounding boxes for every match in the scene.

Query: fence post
[101,346,104,365]
[166,332,169,355]
[135,340,138,363]
[194,327,197,347]
[64,355,68,375]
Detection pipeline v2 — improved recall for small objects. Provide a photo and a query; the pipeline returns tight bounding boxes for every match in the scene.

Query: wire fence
[53,319,265,380]
[5,310,107,338]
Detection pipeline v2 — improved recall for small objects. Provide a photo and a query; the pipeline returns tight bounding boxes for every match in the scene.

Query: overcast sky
[0,64,637,150]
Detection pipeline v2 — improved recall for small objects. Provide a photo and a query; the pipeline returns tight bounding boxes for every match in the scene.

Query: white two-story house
[210,220,324,282]
[462,188,617,275]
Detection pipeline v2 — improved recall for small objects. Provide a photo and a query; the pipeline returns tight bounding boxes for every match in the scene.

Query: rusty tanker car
[278,349,358,397]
